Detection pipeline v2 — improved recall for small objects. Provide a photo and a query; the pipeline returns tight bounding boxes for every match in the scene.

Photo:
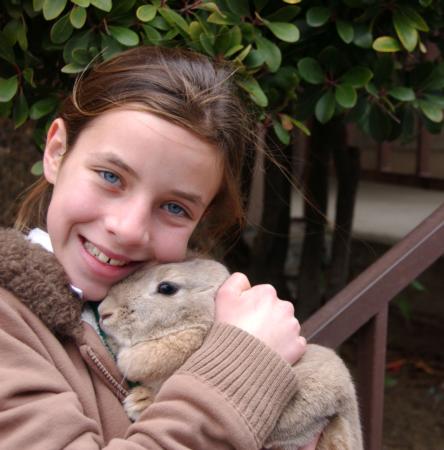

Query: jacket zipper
[86,346,129,401]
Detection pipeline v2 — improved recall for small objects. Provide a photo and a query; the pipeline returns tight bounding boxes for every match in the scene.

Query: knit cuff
[177,322,299,445]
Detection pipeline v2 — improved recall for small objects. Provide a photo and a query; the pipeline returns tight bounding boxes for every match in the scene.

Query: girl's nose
[104,204,151,247]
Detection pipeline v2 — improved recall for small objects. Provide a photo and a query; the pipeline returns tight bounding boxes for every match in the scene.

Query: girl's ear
[43,118,67,184]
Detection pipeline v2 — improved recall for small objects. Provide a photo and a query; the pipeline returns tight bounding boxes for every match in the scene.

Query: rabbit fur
[99,258,362,450]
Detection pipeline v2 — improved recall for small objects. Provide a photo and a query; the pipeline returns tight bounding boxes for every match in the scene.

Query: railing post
[356,304,389,450]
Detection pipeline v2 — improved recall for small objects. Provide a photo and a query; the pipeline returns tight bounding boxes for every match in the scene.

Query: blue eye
[100,170,120,185]
[163,202,186,216]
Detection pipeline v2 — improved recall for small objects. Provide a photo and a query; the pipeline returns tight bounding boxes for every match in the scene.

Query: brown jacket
[0,229,299,450]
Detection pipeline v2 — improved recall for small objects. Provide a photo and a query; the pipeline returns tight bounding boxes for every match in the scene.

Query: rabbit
[98,258,362,450]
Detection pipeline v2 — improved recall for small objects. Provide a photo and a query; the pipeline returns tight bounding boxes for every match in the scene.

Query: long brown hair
[15,46,254,252]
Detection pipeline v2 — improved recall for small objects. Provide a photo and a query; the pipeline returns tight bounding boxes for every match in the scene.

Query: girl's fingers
[217,272,251,300]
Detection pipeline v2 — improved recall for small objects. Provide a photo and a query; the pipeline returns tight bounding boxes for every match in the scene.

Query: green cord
[89,302,117,360]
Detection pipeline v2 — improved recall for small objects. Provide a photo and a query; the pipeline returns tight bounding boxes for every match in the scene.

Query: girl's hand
[214,272,306,365]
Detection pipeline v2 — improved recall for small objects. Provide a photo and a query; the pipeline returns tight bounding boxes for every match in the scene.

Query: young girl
[0,46,319,449]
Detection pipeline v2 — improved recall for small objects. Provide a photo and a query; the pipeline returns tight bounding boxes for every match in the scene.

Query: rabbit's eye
[157,281,179,296]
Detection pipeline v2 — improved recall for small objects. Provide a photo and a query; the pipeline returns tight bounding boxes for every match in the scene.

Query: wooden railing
[362,124,444,190]
[301,202,444,450]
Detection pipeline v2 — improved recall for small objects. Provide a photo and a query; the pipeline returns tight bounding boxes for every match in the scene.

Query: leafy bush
[1,0,443,154]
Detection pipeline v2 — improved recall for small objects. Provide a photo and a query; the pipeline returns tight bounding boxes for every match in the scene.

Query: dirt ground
[1,118,443,449]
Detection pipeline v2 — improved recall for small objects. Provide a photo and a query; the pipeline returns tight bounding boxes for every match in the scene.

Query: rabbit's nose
[100,311,113,321]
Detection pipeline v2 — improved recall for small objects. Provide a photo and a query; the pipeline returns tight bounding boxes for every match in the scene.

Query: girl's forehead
[79,108,220,157]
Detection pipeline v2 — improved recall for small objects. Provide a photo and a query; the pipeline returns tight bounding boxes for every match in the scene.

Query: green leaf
[4,19,19,46]
[101,33,123,59]
[61,62,86,73]
[72,47,91,65]
[401,7,429,32]
[188,21,202,41]
[421,63,444,90]
[227,25,242,48]
[418,100,443,123]
[199,33,215,56]
[142,24,162,44]
[33,0,45,11]
[273,118,290,145]
[244,49,265,68]
[90,0,112,12]
[236,78,268,107]
[388,87,415,101]
[340,66,373,87]
[264,21,299,43]
[23,68,35,87]
[30,97,58,120]
[335,84,357,108]
[63,26,92,57]
[207,12,236,26]
[195,2,222,14]
[353,25,372,49]
[411,279,426,292]
[315,90,335,123]
[136,4,157,22]
[50,14,74,43]
[43,0,67,20]
[265,6,300,22]
[256,36,281,72]
[71,0,90,6]
[336,19,354,44]
[18,20,28,50]
[214,30,232,55]
[297,57,324,85]
[424,94,444,108]
[31,160,43,176]
[0,32,15,64]
[108,26,139,46]
[159,7,189,34]
[373,36,402,52]
[13,93,28,128]
[289,117,311,136]
[70,6,87,29]
[233,43,251,62]
[0,76,18,102]
[394,296,412,322]
[224,44,244,58]
[226,0,250,17]
[306,6,330,27]
[393,10,418,52]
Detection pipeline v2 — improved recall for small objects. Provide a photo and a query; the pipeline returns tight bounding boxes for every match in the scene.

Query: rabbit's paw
[124,385,155,421]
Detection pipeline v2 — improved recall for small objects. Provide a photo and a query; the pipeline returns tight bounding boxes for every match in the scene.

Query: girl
[0,46,319,449]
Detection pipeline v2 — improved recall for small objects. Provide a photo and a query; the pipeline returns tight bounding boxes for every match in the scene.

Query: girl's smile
[43,109,223,300]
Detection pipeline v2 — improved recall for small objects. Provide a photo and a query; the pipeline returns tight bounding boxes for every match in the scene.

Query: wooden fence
[301,202,444,450]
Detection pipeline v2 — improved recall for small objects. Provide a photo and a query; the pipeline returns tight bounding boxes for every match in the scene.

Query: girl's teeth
[84,241,127,266]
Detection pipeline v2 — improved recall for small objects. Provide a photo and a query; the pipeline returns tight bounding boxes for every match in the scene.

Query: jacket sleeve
[0,291,299,450]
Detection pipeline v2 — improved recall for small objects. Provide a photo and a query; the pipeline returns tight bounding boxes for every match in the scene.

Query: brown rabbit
[99,259,363,450]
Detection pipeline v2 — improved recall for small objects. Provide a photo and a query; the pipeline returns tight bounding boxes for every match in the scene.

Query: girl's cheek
[156,229,190,262]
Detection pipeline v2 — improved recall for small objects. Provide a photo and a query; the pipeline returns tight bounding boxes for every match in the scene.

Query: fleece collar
[27,228,83,299]
[0,228,83,339]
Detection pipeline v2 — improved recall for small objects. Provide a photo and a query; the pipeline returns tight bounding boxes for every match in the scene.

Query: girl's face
[43,109,223,301]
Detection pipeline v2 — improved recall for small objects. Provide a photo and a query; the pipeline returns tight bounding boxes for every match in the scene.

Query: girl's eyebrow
[170,190,205,208]
[97,152,137,177]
